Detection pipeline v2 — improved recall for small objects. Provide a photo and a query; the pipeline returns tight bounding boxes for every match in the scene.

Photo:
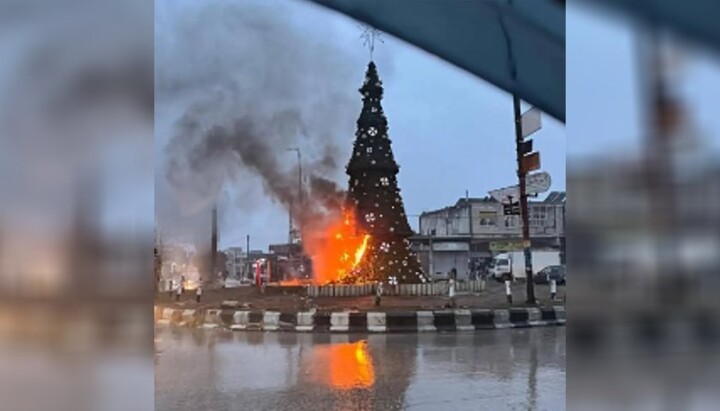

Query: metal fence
[306,280,485,297]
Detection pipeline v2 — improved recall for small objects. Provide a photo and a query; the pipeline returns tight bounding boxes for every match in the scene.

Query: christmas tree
[345,61,427,284]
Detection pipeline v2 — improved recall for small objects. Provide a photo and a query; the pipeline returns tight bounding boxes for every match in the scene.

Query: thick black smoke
[155,0,378,248]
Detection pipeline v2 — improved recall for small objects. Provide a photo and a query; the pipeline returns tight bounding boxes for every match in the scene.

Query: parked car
[533,265,566,285]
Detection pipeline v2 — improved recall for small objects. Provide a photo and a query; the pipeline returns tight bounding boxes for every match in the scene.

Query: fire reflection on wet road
[155,327,565,411]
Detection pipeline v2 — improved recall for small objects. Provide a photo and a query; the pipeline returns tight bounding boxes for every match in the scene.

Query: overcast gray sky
[155,0,566,251]
[567,2,720,160]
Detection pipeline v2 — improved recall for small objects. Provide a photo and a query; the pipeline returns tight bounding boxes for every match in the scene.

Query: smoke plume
[156,0,370,248]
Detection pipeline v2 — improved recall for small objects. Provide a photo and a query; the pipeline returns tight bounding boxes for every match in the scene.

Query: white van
[490,250,560,281]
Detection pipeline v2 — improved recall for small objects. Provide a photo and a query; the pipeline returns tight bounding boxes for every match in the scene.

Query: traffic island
[154,281,565,333]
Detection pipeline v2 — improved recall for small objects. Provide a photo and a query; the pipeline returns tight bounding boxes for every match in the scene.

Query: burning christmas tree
[344,61,427,284]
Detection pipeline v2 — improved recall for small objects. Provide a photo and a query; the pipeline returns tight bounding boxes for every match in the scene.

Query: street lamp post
[287,147,303,284]
[286,148,302,244]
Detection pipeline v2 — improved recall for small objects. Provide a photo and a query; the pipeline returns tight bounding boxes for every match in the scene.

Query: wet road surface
[155,327,565,411]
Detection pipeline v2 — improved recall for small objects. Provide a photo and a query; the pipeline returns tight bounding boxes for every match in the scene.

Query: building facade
[412,192,566,280]
[224,247,245,279]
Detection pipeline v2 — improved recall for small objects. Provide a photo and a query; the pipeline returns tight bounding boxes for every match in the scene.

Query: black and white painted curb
[154,306,565,332]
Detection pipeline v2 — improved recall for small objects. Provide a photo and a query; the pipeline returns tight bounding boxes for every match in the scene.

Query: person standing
[375,281,383,306]
[448,277,456,308]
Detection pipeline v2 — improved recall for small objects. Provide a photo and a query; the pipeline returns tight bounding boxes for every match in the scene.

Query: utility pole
[246,234,250,280]
[501,0,537,304]
[640,28,683,304]
[428,234,434,281]
[286,148,302,244]
[514,95,536,304]
[211,204,218,285]
[288,199,293,244]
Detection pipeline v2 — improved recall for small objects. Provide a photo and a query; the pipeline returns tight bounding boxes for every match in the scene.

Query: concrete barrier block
[230,311,249,330]
[367,312,386,332]
[170,309,183,324]
[181,309,197,327]
[296,311,314,332]
[158,308,173,325]
[509,308,531,327]
[494,309,511,329]
[202,309,221,328]
[330,312,350,332]
[386,312,417,332]
[470,309,495,329]
[263,311,280,331]
[454,309,474,331]
[554,306,566,322]
[417,311,436,332]
[527,307,542,325]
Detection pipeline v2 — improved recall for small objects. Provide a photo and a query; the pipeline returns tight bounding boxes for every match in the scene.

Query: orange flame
[305,341,375,390]
[302,208,370,284]
[354,235,370,268]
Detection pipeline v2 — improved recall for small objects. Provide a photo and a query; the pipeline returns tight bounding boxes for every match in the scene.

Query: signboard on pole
[489,186,519,203]
[503,202,521,215]
[489,171,551,201]
[521,152,540,173]
[521,107,541,138]
[526,171,551,194]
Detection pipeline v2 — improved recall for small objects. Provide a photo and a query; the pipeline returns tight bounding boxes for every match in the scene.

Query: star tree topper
[359,24,384,60]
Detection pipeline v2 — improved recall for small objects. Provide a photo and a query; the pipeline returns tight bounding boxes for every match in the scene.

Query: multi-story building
[412,192,565,280]
[224,246,245,279]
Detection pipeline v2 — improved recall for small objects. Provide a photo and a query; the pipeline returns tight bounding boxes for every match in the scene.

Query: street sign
[489,171,551,201]
[520,139,533,155]
[489,186,519,203]
[521,152,540,173]
[526,171,552,194]
[521,107,541,138]
[503,202,521,215]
